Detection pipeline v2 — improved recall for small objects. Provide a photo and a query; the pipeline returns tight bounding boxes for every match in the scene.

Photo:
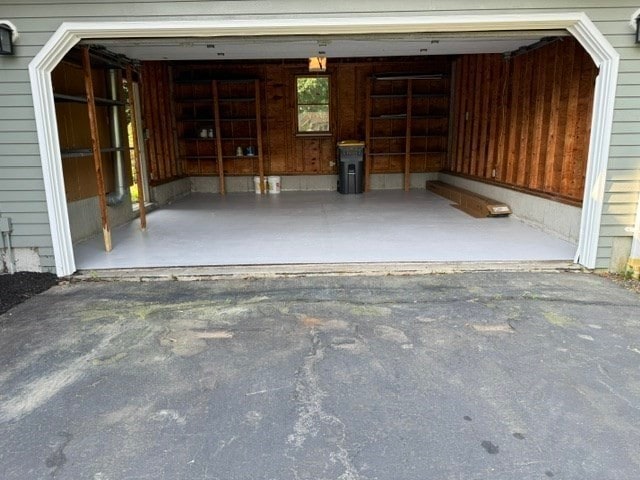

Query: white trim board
[29,13,618,276]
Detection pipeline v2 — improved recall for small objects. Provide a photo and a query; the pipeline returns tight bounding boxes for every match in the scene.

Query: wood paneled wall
[272,59,450,175]
[140,62,181,183]
[53,61,117,202]
[448,37,597,203]
[154,57,452,177]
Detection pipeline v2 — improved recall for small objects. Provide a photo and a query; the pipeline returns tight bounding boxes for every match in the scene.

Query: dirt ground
[0,272,58,315]
[599,272,640,294]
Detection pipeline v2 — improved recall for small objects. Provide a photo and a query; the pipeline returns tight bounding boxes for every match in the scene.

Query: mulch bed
[0,272,58,316]
[600,272,640,295]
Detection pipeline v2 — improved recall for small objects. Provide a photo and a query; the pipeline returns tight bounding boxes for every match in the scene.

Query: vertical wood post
[140,65,157,182]
[167,65,182,176]
[82,47,112,252]
[254,79,266,194]
[404,79,413,192]
[364,79,372,192]
[447,60,458,172]
[126,65,147,230]
[156,64,172,178]
[212,80,225,194]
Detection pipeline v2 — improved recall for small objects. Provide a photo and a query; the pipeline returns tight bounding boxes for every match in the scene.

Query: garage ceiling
[86,31,570,61]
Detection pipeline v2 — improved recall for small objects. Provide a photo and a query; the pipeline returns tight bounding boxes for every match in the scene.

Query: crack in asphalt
[286,332,366,480]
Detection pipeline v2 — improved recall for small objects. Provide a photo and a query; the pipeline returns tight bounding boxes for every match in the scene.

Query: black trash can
[337,140,365,194]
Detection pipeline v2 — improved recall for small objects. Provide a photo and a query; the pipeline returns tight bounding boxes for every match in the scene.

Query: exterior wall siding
[1,0,639,272]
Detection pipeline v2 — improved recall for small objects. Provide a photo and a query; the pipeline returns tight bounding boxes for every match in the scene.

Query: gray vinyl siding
[1,0,639,272]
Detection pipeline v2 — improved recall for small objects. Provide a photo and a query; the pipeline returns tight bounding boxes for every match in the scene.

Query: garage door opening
[29,15,619,276]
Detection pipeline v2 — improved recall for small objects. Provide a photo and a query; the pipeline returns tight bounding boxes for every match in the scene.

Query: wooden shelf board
[61,146,128,158]
[219,117,256,122]
[412,115,448,120]
[174,98,213,104]
[412,93,449,98]
[61,148,92,158]
[218,97,256,103]
[177,118,215,122]
[370,114,407,119]
[54,93,126,106]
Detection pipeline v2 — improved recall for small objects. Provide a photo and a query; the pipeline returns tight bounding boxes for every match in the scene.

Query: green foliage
[296,77,330,132]
[296,77,329,105]
[130,183,139,202]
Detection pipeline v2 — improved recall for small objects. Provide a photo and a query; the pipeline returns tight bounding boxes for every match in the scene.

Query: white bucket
[267,176,281,194]
[253,176,266,194]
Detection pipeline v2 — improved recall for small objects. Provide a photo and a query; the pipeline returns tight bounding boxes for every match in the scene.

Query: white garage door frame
[29,13,619,277]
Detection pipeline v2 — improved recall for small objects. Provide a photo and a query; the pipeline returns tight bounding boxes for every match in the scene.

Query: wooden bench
[426,181,512,218]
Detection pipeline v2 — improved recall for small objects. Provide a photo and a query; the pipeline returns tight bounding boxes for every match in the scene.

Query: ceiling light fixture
[309,56,327,72]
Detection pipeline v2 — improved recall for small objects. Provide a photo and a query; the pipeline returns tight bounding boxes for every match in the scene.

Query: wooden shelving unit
[365,74,450,191]
[53,47,147,251]
[173,73,265,194]
[53,93,126,107]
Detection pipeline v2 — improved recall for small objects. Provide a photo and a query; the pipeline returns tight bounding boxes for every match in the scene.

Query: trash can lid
[337,140,365,147]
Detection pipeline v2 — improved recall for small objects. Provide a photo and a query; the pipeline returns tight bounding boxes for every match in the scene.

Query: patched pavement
[0,272,639,479]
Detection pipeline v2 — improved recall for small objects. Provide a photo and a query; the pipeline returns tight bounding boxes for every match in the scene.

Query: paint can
[267,176,281,194]
[253,176,266,194]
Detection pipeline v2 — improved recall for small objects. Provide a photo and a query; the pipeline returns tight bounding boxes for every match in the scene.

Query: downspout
[627,191,640,279]
[0,215,16,274]
[106,68,127,206]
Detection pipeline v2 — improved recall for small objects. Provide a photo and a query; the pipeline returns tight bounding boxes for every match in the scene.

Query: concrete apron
[73,260,581,282]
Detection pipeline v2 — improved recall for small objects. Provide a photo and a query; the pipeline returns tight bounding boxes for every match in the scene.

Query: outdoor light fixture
[636,16,640,44]
[309,56,327,72]
[0,21,17,55]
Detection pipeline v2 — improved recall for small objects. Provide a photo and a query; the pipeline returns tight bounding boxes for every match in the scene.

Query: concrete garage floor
[74,191,577,270]
[1,272,639,479]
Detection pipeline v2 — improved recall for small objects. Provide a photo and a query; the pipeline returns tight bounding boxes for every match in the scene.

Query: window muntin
[296,76,330,133]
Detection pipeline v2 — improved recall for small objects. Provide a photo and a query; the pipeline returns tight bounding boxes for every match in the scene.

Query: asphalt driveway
[0,272,639,479]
